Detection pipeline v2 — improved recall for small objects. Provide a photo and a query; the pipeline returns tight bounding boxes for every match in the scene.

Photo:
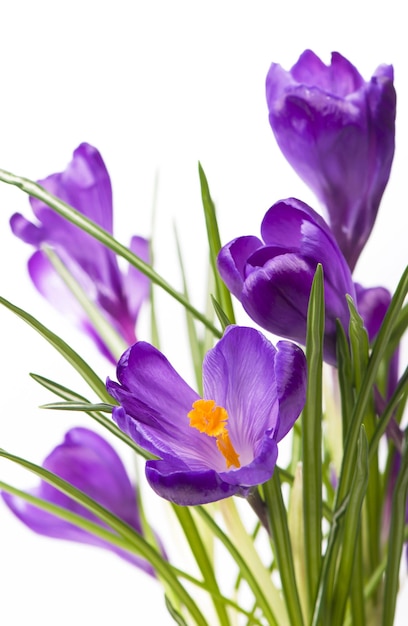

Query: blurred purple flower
[266,50,396,271]
[2,427,160,573]
[10,143,149,362]
[382,448,408,567]
[106,325,307,505]
[217,198,390,365]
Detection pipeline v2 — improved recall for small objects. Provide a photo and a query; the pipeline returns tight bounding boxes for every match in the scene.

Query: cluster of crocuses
[1,48,404,592]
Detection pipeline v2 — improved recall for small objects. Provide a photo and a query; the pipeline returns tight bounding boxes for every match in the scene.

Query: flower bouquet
[0,50,407,625]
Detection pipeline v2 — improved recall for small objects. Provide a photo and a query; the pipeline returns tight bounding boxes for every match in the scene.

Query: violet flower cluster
[1,50,405,604]
[218,50,396,366]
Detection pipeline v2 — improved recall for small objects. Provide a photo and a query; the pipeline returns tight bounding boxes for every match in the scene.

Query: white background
[0,1,407,624]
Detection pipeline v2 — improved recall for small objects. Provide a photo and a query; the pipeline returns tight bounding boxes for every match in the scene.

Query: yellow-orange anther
[188,399,228,437]
[188,399,241,469]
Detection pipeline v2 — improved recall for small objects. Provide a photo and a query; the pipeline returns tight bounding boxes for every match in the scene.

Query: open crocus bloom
[2,428,158,573]
[266,50,396,271]
[10,143,149,362]
[106,325,307,505]
[217,198,390,365]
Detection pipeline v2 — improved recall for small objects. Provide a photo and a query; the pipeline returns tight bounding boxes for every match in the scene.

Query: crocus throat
[188,399,241,469]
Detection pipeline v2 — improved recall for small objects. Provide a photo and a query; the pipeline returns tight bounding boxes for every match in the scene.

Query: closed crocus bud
[266,50,396,271]
[217,198,390,365]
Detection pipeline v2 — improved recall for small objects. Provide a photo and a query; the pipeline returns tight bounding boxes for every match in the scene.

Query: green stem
[198,499,288,626]
[262,476,305,626]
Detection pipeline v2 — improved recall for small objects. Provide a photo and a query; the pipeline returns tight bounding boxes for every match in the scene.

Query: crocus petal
[146,460,241,505]
[354,283,391,341]
[1,428,158,573]
[217,236,263,299]
[30,143,114,233]
[203,326,279,460]
[260,199,354,297]
[266,51,396,270]
[107,326,307,504]
[218,437,278,487]
[274,340,309,441]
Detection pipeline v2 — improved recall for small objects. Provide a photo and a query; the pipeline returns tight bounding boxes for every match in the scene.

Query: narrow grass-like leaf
[40,401,113,412]
[302,263,324,615]
[346,295,369,392]
[30,373,92,402]
[311,496,349,626]
[0,478,156,557]
[30,373,154,460]
[336,265,408,507]
[148,172,161,349]
[369,365,408,460]
[172,505,230,626]
[349,534,365,626]
[165,596,190,626]
[211,296,232,331]
[174,225,205,392]
[0,168,221,338]
[330,427,368,626]
[323,268,407,622]
[347,296,381,594]
[385,302,408,361]
[44,246,127,361]
[335,320,354,440]
[262,474,305,626]
[288,463,308,622]
[198,163,235,325]
[0,295,112,402]
[382,429,408,626]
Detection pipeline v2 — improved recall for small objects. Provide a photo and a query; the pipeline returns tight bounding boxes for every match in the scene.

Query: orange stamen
[216,430,241,469]
[188,399,241,469]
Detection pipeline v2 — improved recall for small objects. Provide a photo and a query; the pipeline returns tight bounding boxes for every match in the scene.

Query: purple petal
[217,236,263,299]
[108,343,223,469]
[203,326,280,465]
[110,342,199,427]
[31,143,114,232]
[274,341,308,441]
[218,437,278,487]
[146,460,241,505]
[354,283,391,341]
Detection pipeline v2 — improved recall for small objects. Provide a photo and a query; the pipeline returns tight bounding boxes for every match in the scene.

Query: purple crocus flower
[106,325,307,505]
[217,198,390,365]
[2,427,159,573]
[10,143,149,362]
[266,50,396,271]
